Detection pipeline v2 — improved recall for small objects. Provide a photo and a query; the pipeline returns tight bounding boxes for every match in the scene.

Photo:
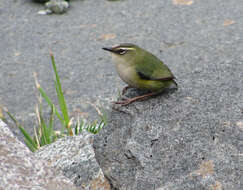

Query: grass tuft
[3,53,106,152]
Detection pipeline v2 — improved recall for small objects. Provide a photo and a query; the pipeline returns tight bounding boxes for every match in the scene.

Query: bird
[102,43,177,105]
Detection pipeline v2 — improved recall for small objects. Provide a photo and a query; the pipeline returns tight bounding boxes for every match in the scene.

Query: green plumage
[135,47,175,80]
[103,43,177,92]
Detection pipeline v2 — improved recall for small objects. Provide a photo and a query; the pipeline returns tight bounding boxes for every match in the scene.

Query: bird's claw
[112,100,133,106]
[112,91,158,106]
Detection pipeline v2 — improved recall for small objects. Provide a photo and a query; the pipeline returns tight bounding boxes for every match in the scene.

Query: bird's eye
[118,49,127,55]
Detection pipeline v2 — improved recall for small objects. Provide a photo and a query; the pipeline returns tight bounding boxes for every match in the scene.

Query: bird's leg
[114,92,159,106]
[122,86,132,95]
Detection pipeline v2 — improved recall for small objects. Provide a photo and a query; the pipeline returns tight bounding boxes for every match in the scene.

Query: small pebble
[45,0,69,14]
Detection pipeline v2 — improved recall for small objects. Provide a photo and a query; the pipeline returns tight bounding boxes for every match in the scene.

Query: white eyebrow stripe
[119,47,135,51]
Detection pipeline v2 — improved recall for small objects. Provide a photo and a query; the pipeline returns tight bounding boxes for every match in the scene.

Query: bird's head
[102,43,142,64]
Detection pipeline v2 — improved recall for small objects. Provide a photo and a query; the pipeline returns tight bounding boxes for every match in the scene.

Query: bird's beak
[102,47,114,52]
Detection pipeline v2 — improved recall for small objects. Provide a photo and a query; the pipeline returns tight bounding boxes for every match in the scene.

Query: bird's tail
[169,80,178,89]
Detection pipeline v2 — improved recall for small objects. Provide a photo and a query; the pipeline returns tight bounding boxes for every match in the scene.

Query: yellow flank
[136,77,167,92]
[131,72,173,92]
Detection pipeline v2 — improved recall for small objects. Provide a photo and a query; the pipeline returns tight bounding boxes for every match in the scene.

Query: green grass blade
[40,114,51,145]
[79,119,84,133]
[86,122,97,134]
[6,111,18,124]
[74,123,78,135]
[54,80,72,134]
[43,123,51,144]
[50,53,69,125]
[24,139,37,152]
[48,104,55,134]
[54,81,67,122]
[38,86,65,125]
[38,107,46,146]
[6,111,38,150]
[33,127,40,149]
[19,126,37,151]
[96,122,103,134]
[40,123,47,145]
[38,104,51,145]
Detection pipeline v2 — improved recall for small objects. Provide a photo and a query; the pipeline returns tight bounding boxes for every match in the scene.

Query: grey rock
[36,131,110,190]
[94,87,242,190]
[45,0,69,14]
[0,119,77,190]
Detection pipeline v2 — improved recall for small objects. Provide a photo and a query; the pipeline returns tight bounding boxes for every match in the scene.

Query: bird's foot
[113,92,158,106]
[112,99,134,106]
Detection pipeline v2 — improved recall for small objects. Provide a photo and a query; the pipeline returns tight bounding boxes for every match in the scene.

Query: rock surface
[94,87,242,190]
[0,119,77,190]
[36,131,110,190]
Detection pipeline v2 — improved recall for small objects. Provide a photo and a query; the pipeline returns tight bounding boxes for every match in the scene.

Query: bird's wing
[135,54,175,81]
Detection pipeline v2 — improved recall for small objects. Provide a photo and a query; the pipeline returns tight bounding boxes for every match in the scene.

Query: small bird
[103,43,177,105]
